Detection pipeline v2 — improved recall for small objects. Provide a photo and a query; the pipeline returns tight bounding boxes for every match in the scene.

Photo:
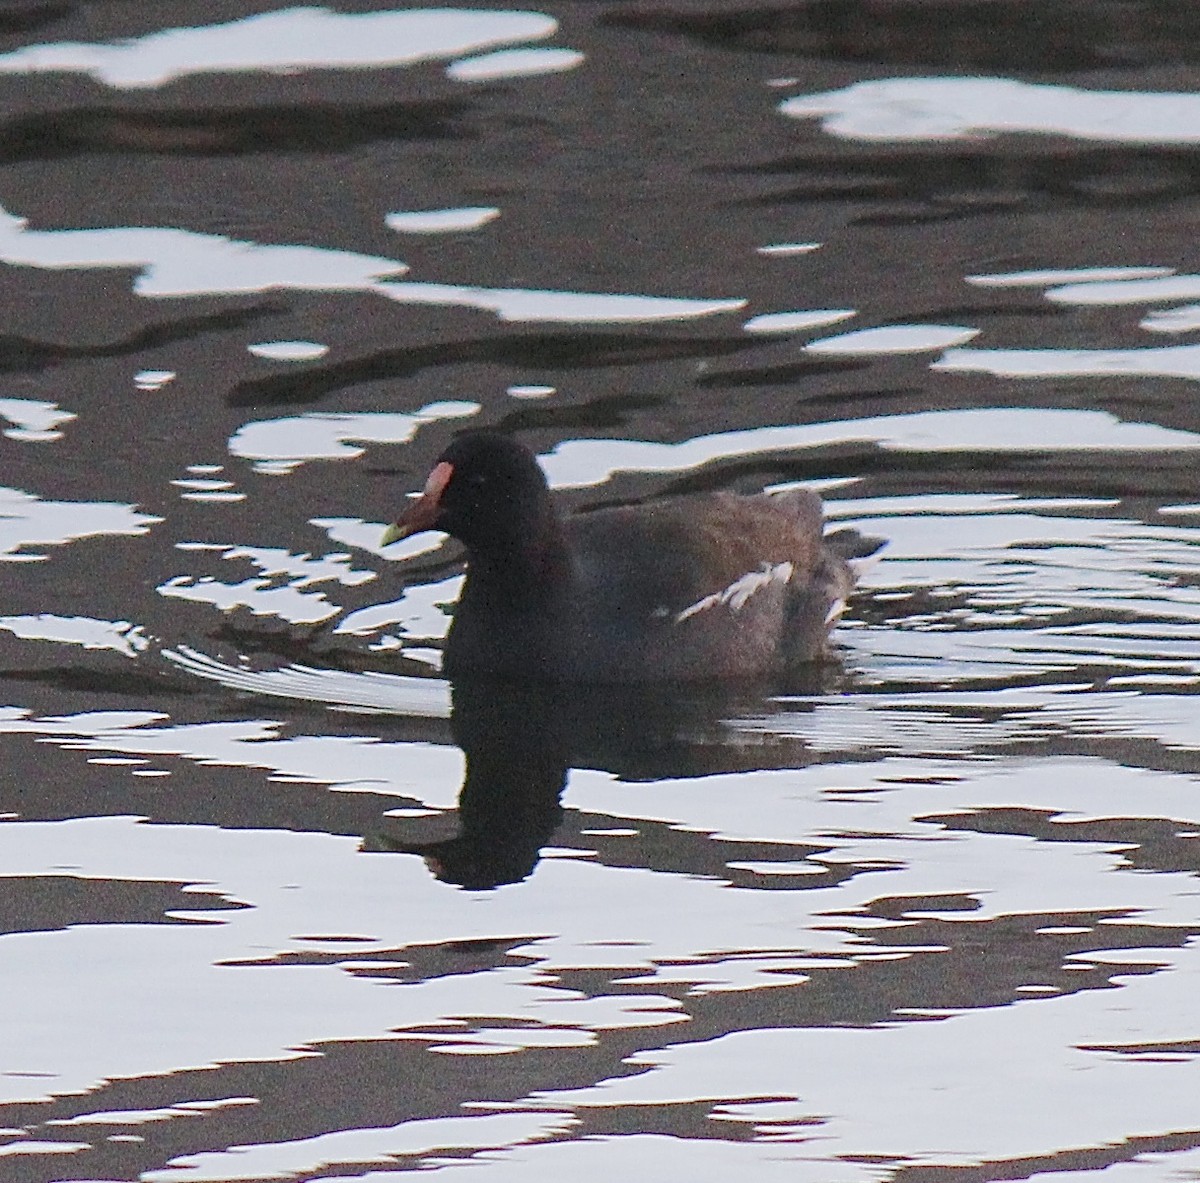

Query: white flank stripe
[824,598,846,625]
[675,562,794,624]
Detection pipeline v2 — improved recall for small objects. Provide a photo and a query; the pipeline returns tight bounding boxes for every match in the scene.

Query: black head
[383,432,555,553]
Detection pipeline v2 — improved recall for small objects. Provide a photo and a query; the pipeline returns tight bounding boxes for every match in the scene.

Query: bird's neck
[462,516,573,608]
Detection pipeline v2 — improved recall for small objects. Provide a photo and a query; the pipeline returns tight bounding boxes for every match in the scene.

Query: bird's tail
[824,527,887,582]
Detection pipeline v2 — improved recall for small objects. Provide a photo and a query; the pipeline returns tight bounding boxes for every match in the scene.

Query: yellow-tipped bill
[381,460,454,550]
[380,521,410,548]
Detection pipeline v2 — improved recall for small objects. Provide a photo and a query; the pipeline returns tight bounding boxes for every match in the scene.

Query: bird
[381,431,883,683]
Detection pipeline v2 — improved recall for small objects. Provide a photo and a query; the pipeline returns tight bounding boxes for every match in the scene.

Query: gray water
[3,4,1200,1181]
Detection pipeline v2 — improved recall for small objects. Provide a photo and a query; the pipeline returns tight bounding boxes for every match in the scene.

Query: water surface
[2,3,1200,1181]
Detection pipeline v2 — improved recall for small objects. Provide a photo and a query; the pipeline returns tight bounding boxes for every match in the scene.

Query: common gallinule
[381,432,883,682]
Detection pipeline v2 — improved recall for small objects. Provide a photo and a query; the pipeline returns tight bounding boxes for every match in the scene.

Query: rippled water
[3,3,1200,1181]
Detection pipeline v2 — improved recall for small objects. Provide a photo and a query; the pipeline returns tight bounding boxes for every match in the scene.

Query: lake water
[3,3,1200,1181]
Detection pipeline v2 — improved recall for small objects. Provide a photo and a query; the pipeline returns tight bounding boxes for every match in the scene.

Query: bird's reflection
[379,668,832,889]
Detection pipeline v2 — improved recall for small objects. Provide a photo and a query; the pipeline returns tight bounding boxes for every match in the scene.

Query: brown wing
[566,489,825,619]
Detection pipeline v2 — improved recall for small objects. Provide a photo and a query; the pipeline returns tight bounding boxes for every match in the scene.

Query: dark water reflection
[606,0,1200,70]
[380,674,831,888]
[2,1,1200,1180]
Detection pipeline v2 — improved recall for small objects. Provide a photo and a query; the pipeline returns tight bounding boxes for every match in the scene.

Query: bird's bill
[381,460,453,547]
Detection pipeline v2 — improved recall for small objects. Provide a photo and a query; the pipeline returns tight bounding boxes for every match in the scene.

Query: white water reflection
[1141,305,1200,334]
[0,206,409,293]
[332,576,461,644]
[144,1112,577,1183]
[47,1098,259,1128]
[24,701,1176,878]
[446,46,583,82]
[537,410,1200,489]
[829,494,1200,684]
[936,343,1200,380]
[0,614,149,656]
[316,516,445,562]
[165,648,454,716]
[427,1136,866,1182]
[520,949,1200,1163]
[159,544,377,626]
[0,398,75,442]
[1045,275,1200,306]
[0,1141,90,1159]
[781,77,1200,144]
[386,208,501,234]
[506,384,556,398]
[806,324,978,354]
[756,241,822,256]
[1021,692,1200,753]
[0,488,160,561]
[743,308,855,334]
[6,465,1200,1176]
[4,704,1200,1164]
[157,577,340,625]
[171,477,244,504]
[135,370,177,391]
[376,280,745,323]
[0,204,743,325]
[228,401,480,474]
[0,822,467,1103]
[0,705,460,793]
[246,340,329,361]
[0,7,559,89]
[966,266,1175,288]
[943,266,1200,372]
